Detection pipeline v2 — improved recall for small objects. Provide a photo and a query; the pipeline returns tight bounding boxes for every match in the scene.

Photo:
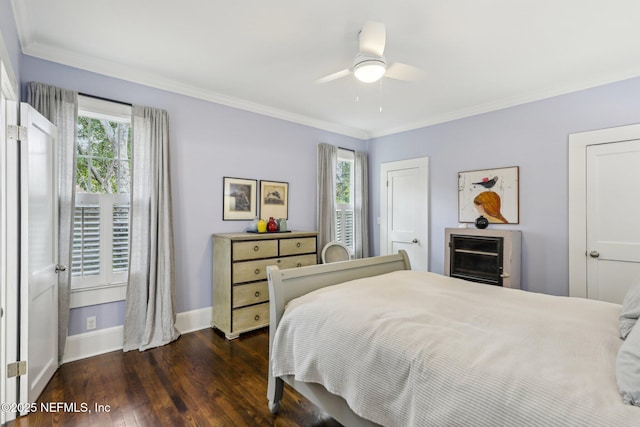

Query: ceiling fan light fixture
[353,59,386,83]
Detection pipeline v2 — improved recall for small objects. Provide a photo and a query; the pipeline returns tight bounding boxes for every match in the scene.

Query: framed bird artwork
[260,180,289,220]
[458,166,519,224]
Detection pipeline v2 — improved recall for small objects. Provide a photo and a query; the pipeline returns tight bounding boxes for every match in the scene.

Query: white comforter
[271,271,640,426]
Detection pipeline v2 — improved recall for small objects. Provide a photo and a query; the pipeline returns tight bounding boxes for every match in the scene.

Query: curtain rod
[79,92,132,107]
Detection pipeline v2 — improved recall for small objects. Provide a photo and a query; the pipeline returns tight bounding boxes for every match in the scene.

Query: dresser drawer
[233,255,317,283]
[279,254,317,269]
[280,237,316,256]
[232,240,278,261]
[232,302,269,332]
[233,281,268,308]
[233,258,279,283]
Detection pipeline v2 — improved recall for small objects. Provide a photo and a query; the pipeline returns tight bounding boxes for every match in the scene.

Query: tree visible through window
[76,116,131,194]
[72,97,131,301]
[336,149,354,253]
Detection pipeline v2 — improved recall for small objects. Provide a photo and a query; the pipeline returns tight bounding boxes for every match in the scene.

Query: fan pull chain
[378,80,383,113]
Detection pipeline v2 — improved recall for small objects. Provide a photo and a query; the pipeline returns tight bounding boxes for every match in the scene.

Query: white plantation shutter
[112,203,129,272]
[336,207,354,250]
[72,204,101,277]
[72,193,129,290]
[336,209,343,242]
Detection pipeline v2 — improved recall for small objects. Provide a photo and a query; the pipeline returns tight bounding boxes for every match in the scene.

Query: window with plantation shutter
[71,95,131,308]
[336,149,355,255]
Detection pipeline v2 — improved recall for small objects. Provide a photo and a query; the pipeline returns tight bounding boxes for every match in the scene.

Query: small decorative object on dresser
[212,231,318,340]
[267,217,278,232]
[247,217,259,232]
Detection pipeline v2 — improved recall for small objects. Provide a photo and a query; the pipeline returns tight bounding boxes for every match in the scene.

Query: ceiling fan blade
[359,21,386,57]
[385,62,425,82]
[314,68,352,84]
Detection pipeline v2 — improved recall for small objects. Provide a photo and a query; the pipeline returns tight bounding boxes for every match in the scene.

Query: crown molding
[10,0,34,52]
[369,68,640,139]
[21,41,370,140]
[22,38,640,142]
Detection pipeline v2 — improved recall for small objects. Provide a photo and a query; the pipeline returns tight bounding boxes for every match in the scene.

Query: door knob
[589,250,600,258]
[412,238,418,244]
[55,264,67,273]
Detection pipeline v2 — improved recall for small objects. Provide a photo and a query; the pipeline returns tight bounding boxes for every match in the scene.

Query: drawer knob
[254,245,259,252]
[254,268,260,275]
[254,315,260,321]
[254,291,260,298]
[277,259,281,263]
[296,242,301,248]
[297,263,302,268]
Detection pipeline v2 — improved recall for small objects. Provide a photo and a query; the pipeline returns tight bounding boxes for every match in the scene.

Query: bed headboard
[267,250,411,334]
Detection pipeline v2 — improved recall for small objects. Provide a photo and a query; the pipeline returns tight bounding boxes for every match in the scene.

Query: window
[71,96,132,308]
[336,149,355,254]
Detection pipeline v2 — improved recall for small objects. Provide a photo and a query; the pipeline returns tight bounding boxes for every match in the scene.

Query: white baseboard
[175,306,212,334]
[62,306,212,363]
[62,325,124,363]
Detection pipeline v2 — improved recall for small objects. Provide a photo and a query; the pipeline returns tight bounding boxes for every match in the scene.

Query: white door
[19,103,59,404]
[585,140,640,303]
[0,64,12,426]
[569,124,640,303]
[380,158,429,271]
[2,97,20,424]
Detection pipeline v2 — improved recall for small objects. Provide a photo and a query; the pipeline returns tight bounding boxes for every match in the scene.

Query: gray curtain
[354,151,369,258]
[123,105,180,352]
[27,82,78,361]
[317,143,337,258]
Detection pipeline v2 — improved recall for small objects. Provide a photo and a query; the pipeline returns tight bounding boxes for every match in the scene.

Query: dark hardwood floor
[6,328,343,427]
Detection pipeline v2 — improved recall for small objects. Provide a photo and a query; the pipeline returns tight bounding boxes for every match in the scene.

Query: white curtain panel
[123,105,180,352]
[354,151,369,258]
[27,82,78,361]
[317,143,337,259]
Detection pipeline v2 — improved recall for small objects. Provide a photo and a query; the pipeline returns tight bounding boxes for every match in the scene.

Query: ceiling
[11,0,640,139]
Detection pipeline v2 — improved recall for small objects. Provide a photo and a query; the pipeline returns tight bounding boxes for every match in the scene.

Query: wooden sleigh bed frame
[266,251,411,426]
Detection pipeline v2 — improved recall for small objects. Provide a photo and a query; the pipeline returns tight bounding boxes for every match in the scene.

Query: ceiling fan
[316,21,424,85]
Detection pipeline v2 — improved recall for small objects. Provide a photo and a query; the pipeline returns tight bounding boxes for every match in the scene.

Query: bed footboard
[266,251,411,419]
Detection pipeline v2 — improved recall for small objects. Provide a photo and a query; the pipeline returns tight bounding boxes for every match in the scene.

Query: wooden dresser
[212,231,318,339]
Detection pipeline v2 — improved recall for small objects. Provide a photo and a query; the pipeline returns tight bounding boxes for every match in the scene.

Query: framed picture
[223,177,257,220]
[260,180,288,219]
[458,166,519,224]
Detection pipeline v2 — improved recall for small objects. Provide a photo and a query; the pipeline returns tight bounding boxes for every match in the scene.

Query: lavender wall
[67,301,125,335]
[20,55,364,335]
[369,76,640,296]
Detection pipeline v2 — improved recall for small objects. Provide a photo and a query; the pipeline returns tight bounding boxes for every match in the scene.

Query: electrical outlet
[86,316,97,330]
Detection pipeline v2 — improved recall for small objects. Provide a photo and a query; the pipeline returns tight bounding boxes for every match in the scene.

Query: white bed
[266,251,639,426]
